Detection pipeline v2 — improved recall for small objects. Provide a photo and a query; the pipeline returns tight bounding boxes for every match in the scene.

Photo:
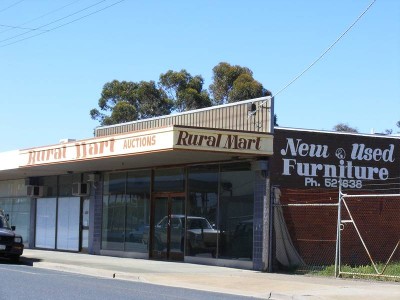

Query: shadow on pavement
[1,256,41,266]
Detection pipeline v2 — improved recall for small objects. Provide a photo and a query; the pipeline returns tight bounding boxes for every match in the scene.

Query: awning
[0,125,273,180]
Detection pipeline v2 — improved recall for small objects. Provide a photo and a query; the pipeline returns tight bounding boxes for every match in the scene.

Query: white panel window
[57,197,80,251]
[35,198,56,249]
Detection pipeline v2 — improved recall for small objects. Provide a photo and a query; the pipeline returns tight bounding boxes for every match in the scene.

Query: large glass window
[153,168,185,192]
[0,179,26,197]
[102,170,150,253]
[219,163,254,260]
[125,170,150,252]
[188,163,254,261]
[0,179,31,245]
[102,172,126,251]
[187,165,219,258]
[0,197,31,246]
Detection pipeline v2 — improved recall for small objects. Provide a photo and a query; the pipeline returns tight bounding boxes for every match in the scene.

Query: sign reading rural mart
[174,128,273,154]
[20,126,273,167]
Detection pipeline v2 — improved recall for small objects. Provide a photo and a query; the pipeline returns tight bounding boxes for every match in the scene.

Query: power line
[272,0,377,99]
[0,0,24,14]
[0,24,49,32]
[0,0,108,44]
[0,0,82,35]
[0,0,125,48]
[249,0,377,118]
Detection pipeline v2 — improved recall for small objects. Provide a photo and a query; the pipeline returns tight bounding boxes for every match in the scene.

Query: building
[0,97,274,271]
[1,97,399,272]
[270,127,400,270]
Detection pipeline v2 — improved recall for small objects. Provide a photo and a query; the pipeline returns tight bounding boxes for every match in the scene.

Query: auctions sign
[19,127,174,167]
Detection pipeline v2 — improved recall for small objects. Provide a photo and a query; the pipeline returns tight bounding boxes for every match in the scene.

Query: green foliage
[91,62,274,126]
[91,80,172,126]
[104,101,138,126]
[209,62,254,105]
[229,73,264,102]
[159,69,211,112]
[312,263,400,282]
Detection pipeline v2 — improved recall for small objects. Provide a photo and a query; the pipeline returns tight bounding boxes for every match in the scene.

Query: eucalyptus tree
[159,69,211,112]
[209,62,267,105]
[90,80,173,126]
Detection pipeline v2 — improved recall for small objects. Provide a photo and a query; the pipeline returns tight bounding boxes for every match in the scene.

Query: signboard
[18,126,273,168]
[271,128,400,189]
[173,127,273,155]
[19,127,174,167]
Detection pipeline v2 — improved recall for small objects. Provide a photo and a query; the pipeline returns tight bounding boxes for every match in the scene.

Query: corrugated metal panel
[95,96,273,137]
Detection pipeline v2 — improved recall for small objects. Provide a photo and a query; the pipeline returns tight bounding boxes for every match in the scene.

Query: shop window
[187,165,219,258]
[219,162,254,260]
[102,171,150,253]
[0,197,31,246]
[0,179,31,245]
[0,179,25,197]
[102,194,125,251]
[153,168,185,192]
[125,170,150,253]
[58,174,80,197]
[39,176,57,197]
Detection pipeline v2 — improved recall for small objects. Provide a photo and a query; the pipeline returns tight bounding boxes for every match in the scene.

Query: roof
[275,126,400,140]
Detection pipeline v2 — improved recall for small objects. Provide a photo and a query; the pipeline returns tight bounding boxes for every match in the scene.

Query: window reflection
[219,163,254,260]
[0,197,31,245]
[125,170,150,252]
[188,163,254,261]
[188,165,219,258]
[102,171,150,253]
[154,168,185,192]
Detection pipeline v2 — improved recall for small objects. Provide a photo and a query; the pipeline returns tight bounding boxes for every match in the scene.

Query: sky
[0,0,399,152]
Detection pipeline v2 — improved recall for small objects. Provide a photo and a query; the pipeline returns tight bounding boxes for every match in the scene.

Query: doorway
[150,193,185,261]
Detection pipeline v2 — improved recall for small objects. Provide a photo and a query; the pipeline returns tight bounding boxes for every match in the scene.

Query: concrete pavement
[20,249,400,299]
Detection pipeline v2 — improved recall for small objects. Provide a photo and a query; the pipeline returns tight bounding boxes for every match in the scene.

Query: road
[0,260,260,300]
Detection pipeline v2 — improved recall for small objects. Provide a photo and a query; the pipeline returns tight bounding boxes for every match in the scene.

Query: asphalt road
[0,260,261,300]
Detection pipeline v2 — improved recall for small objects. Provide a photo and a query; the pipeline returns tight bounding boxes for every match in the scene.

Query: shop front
[100,162,257,268]
[0,97,275,271]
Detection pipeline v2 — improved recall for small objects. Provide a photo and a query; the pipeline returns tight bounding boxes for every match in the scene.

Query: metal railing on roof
[95,96,273,137]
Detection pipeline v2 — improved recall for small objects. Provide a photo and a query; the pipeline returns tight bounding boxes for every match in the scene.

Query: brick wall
[277,187,400,267]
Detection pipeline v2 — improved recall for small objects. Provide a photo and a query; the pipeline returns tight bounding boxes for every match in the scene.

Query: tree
[159,69,211,112]
[91,63,276,126]
[208,62,276,124]
[383,121,400,135]
[90,80,173,126]
[333,123,358,133]
[209,62,267,105]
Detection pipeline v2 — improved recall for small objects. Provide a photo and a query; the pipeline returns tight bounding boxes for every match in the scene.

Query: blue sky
[1,0,399,152]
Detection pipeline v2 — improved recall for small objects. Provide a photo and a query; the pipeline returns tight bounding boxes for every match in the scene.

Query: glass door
[151,193,185,261]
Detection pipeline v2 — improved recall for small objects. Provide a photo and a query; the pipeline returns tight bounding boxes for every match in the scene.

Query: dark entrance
[150,193,185,261]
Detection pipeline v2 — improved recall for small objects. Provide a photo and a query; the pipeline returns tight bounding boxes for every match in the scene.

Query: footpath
[21,249,399,299]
